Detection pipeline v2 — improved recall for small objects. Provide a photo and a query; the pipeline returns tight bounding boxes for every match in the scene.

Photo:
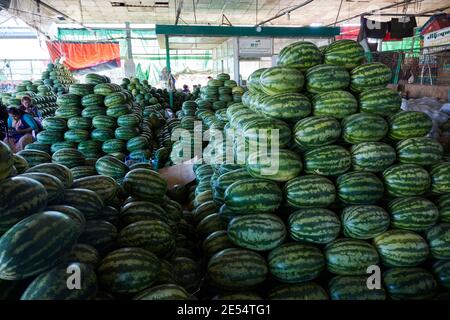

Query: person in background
[182,84,190,94]
[4,107,39,152]
[0,103,8,141]
[20,96,40,118]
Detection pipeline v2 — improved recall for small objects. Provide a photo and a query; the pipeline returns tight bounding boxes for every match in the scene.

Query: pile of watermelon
[41,61,76,95]
[0,139,202,299]
[187,40,450,300]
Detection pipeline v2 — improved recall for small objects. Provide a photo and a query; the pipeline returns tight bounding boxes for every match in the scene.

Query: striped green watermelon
[207,248,268,291]
[102,139,126,154]
[78,220,118,256]
[396,137,443,166]
[67,117,92,131]
[92,115,116,130]
[259,67,304,95]
[196,213,226,239]
[71,175,118,203]
[350,62,392,93]
[81,106,106,118]
[258,93,311,122]
[123,169,167,203]
[373,230,429,267]
[341,205,390,240]
[425,223,450,260]
[133,284,190,300]
[388,111,433,140]
[328,275,386,300]
[202,230,235,257]
[172,257,201,292]
[247,69,267,94]
[41,117,67,132]
[284,175,336,208]
[82,94,104,107]
[324,40,365,69]
[337,171,384,205]
[358,88,401,116]
[0,176,48,234]
[383,267,437,300]
[91,128,115,142]
[106,104,129,118]
[0,211,79,280]
[342,113,388,144]
[20,173,64,205]
[52,148,85,168]
[312,90,358,119]
[104,92,128,107]
[118,220,175,258]
[69,84,94,97]
[66,244,99,267]
[268,283,328,300]
[51,142,77,154]
[288,208,340,244]
[306,64,350,93]
[77,140,102,158]
[438,194,450,222]
[17,150,51,167]
[119,201,167,227]
[25,162,73,188]
[382,164,431,197]
[12,154,29,173]
[20,262,97,300]
[57,94,81,108]
[293,116,341,149]
[64,129,90,143]
[351,142,396,172]
[45,205,85,236]
[325,238,379,275]
[246,149,302,182]
[303,145,351,176]
[268,243,325,283]
[224,178,282,213]
[0,141,13,181]
[430,162,450,194]
[117,114,140,127]
[94,83,122,96]
[277,41,322,70]
[227,214,286,251]
[388,197,439,231]
[96,155,129,179]
[63,188,104,220]
[432,260,450,289]
[97,247,160,294]
[70,165,97,179]
[36,130,63,145]
[24,143,51,154]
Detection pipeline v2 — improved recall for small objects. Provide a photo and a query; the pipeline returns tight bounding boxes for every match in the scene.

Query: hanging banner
[46,41,121,72]
[423,26,450,48]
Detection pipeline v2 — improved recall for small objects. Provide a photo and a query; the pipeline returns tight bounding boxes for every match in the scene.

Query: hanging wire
[334,0,344,26]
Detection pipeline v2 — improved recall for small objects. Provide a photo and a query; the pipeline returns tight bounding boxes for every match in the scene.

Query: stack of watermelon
[1,140,204,300]
[41,61,76,95]
[184,40,450,300]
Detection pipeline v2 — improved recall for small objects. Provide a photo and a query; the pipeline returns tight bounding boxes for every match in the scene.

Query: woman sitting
[4,107,39,152]
[20,96,40,118]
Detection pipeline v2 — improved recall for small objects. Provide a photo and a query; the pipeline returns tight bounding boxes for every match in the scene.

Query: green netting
[381,29,421,56]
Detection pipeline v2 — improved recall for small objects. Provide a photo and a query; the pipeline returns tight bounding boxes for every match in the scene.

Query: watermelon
[92,115,116,130]
[104,92,128,107]
[432,260,450,289]
[373,230,429,267]
[342,113,388,144]
[430,162,450,194]
[438,194,450,222]
[133,284,190,300]
[324,40,365,69]
[224,179,282,213]
[118,114,140,127]
[388,197,439,231]
[20,173,64,205]
[102,139,126,154]
[36,130,63,145]
[45,205,85,236]
[268,243,325,283]
[41,117,67,132]
[268,283,329,300]
[71,175,118,203]
[246,149,302,182]
[259,67,304,95]
[119,201,167,227]
[69,84,94,96]
[96,155,129,180]
[51,142,77,154]
[202,230,235,257]
[91,128,115,142]
[325,238,379,275]
[78,220,118,256]
[284,175,336,208]
[351,142,396,172]
[336,171,384,205]
[426,223,450,260]
[82,94,104,107]
[303,145,351,176]
[123,169,167,203]
[382,164,431,197]
[388,111,433,140]
[277,41,322,70]
[293,116,341,149]
[396,137,443,166]
[78,140,103,158]
[12,154,29,173]
[17,150,51,167]
[20,262,97,300]
[306,64,350,93]
[341,205,390,240]
[312,90,358,119]
[63,188,104,220]
[227,214,286,251]
[0,141,13,181]
[97,247,160,294]
[0,211,79,280]
[25,162,73,188]
[383,267,437,300]
[247,69,267,94]
[328,275,386,300]
[358,88,401,116]
[81,106,106,118]
[288,208,340,244]
[258,93,311,122]
[350,62,392,93]
[52,148,85,168]
[207,248,268,291]
[64,129,90,143]
[67,117,92,131]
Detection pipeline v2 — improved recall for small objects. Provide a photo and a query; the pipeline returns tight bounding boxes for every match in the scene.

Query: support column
[124,22,136,78]
[165,35,174,109]
[233,37,240,85]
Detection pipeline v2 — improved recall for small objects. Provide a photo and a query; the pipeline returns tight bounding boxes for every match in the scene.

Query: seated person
[4,107,39,152]
[21,96,40,118]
